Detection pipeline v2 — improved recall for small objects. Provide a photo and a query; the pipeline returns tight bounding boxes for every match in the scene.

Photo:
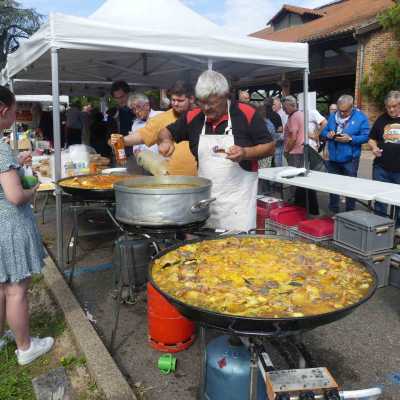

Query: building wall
[355,29,398,124]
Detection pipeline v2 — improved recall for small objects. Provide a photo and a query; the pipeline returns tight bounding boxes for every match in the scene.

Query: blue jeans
[327,158,360,213]
[274,142,284,167]
[373,164,400,216]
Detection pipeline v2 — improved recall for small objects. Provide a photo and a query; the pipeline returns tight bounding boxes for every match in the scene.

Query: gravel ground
[36,152,400,400]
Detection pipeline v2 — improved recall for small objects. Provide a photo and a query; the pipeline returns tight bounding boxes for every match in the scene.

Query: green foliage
[362,49,400,106]
[362,3,400,106]
[60,355,87,369]
[0,343,36,400]
[378,1,400,40]
[0,312,65,400]
[0,0,43,68]
[30,311,66,338]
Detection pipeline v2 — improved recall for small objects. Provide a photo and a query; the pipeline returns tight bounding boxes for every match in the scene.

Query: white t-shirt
[277,108,288,127]
[308,109,326,150]
[131,109,163,153]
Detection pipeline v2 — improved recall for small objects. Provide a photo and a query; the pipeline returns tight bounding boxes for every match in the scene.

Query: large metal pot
[114,176,215,227]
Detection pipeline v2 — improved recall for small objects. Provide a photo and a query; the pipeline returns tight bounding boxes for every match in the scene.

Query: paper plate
[101,167,127,175]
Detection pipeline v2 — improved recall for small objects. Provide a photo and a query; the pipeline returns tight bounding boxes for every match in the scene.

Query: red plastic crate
[257,207,269,230]
[298,217,334,238]
[269,206,307,227]
[257,196,284,209]
[257,197,287,218]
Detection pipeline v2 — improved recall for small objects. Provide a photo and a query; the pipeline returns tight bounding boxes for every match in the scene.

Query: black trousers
[286,154,319,215]
[66,127,82,146]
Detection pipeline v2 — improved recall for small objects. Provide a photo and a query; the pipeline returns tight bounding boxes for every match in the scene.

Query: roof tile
[252,0,395,43]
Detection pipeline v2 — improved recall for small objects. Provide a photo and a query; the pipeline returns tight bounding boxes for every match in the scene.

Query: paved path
[36,151,400,399]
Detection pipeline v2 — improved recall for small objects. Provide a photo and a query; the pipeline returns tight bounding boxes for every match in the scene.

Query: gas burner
[121,220,207,238]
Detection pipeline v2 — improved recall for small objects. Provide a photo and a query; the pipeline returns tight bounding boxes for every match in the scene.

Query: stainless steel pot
[114,176,215,227]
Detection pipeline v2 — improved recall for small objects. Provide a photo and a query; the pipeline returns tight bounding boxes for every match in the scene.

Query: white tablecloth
[258,167,400,203]
[374,191,400,207]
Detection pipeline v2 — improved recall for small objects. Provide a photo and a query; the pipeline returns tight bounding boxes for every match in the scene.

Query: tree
[0,0,43,69]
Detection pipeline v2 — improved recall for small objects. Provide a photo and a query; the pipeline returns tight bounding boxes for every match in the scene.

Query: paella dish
[152,237,375,318]
[59,174,132,190]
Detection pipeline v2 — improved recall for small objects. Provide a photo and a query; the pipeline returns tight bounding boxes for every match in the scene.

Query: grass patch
[0,312,65,400]
[30,274,44,286]
[30,311,65,338]
[60,355,87,370]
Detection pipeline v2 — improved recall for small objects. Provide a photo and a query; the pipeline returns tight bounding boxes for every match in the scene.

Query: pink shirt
[284,110,304,154]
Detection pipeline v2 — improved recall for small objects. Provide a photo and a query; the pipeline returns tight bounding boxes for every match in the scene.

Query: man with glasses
[369,90,400,216]
[126,93,163,153]
[320,94,369,213]
[110,82,197,176]
[158,70,275,231]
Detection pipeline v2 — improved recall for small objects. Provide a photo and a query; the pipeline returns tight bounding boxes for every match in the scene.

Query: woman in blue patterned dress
[0,86,54,365]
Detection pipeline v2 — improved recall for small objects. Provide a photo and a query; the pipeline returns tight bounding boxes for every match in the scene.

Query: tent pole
[51,47,64,271]
[303,68,310,172]
[9,79,17,150]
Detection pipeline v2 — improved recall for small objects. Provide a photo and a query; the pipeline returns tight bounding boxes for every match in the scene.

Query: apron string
[201,100,232,136]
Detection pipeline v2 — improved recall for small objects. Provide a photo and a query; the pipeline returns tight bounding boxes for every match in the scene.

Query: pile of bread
[32,157,50,177]
[90,154,111,172]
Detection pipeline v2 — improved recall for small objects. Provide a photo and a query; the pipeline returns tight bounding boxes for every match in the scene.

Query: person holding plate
[158,70,275,231]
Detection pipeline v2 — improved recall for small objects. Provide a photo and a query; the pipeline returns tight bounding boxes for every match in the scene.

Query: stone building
[250,0,398,121]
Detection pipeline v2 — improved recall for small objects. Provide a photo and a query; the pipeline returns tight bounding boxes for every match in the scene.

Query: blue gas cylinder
[205,335,268,400]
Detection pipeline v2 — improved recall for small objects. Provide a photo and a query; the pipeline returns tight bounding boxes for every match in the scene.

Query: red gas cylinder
[147,283,196,353]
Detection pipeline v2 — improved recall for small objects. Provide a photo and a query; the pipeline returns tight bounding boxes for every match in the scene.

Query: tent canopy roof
[2,0,308,96]
[89,0,224,36]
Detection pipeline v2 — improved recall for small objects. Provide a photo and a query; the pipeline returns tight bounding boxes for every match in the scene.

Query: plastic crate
[257,196,286,215]
[298,217,334,238]
[289,227,333,243]
[257,207,269,231]
[265,219,297,238]
[269,206,307,227]
[332,242,391,288]
[334,211,394,256]
[389,254,400,289]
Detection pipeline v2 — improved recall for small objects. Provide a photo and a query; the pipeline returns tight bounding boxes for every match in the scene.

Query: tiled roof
[267,5,325,25]
[252,0,396,43]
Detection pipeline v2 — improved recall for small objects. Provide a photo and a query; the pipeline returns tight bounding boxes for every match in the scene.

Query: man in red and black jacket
[158,70,275,232]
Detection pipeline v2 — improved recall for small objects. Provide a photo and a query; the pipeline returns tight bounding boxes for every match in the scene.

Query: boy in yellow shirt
[111,82,197,176]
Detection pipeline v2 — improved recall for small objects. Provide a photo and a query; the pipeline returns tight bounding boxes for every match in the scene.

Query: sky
[20,0,329,34]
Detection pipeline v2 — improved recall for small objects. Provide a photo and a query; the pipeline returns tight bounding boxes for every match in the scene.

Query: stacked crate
[289,217,334,243]
[259,200,307,237]
[332,211,395,288]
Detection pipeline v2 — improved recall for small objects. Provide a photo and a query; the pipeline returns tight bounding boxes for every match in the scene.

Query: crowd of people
[0,71,399,367]
[48,76,400,221]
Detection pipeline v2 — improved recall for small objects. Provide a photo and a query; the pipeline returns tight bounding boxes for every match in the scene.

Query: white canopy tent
[15,94,69,104]
[2,0,308,95]
[1,0,309,267]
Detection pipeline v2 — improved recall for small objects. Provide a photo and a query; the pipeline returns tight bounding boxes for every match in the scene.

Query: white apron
[197,104,258,231]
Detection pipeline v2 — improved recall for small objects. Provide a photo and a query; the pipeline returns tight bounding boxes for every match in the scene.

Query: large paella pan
[149,235,377,335]
[57,174,135,201]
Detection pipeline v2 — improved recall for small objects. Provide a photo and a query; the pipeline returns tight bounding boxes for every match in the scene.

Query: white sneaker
[15,337,54,366]
[0,330,15,351]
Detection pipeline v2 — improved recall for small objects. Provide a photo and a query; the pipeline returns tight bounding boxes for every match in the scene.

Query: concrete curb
[42,256,137,400]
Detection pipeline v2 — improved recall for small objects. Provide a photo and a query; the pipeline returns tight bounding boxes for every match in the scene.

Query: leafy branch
[362,2,400,106]
[0,0,43,69]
